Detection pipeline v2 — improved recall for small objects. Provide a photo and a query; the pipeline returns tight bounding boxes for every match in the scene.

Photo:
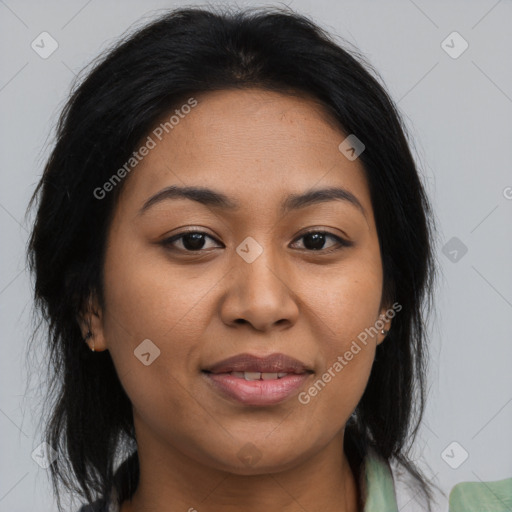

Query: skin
[80,88,392,512]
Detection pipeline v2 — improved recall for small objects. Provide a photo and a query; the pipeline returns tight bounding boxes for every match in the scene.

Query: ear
[375,302,396,346]
[76,292,108,352]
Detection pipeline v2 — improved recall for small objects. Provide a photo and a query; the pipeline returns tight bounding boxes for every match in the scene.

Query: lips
[202,352,312,375]
[202,353,313,406]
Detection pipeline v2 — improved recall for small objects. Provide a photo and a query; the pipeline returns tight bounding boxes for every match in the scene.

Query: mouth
[201,353,314,406]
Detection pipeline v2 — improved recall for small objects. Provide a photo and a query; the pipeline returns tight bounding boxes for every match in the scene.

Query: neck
[120,428,360,512]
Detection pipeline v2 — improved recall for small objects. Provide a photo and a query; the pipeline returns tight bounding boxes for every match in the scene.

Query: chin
[201,445,310,476]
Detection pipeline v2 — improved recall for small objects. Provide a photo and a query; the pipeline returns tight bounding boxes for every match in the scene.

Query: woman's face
[89,88,391,474]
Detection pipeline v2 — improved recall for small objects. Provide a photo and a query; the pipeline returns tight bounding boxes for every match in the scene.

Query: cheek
[99,229,215,396]
[102,222,217,343]
[308,253,383,348]
[296,253,383,413]
[297,288,379,430]
[99,244,206,434]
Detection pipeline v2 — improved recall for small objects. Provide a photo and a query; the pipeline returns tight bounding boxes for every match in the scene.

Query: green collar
[449,477,512,511]
[360,448,399,512]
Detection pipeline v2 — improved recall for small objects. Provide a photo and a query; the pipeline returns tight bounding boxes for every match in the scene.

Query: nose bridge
[237,234,287,298]
[223,234,299,330]
[241,243,283,294]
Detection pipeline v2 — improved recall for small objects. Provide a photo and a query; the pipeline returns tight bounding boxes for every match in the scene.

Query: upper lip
[203,353,313,374]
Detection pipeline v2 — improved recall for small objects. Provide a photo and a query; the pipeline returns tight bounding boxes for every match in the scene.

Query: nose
[220,245,300,332]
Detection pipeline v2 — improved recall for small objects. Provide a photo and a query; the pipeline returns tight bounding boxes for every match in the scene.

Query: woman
[27,5,438,511]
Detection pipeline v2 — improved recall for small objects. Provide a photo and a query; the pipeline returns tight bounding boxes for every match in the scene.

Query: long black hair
[26,4,438,510]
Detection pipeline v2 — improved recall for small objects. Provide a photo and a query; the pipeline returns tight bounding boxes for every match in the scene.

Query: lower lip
[203,372,311,406]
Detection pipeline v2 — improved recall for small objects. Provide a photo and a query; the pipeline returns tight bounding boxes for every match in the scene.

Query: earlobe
[376,328,389,346]
[376,307,393,346]
[77,293,108,352]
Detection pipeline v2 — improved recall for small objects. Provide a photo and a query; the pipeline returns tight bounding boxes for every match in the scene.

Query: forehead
[116,88,372,221]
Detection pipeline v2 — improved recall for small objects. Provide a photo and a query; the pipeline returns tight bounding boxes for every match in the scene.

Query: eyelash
[160,229,352,254]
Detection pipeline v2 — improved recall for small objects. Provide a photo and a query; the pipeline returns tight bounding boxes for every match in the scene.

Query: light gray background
[1,1,511,511]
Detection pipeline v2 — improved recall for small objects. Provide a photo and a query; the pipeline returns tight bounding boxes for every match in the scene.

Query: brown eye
[291,230,353,252]
[161,231,223,252]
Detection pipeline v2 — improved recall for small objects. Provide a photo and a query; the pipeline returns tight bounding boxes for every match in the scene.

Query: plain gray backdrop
[1,0,511,511]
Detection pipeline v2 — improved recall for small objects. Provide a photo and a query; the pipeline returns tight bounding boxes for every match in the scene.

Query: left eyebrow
[138,185,366,218]
[281,187,366,218]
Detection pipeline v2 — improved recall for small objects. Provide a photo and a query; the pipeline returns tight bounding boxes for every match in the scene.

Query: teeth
[244,372,261,381]
[230,371,289,380]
